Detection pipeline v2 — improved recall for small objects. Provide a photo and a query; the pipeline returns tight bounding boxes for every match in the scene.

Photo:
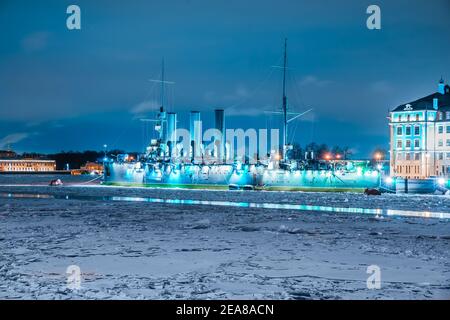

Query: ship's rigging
[265,38,313,160]
[139,40,313,162]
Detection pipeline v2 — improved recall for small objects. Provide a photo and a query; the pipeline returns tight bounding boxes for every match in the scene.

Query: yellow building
[71,162,103,175]
[0,159,56,172]
[81,162,103,172]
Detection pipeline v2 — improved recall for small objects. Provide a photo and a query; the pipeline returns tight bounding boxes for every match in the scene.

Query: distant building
[71,162,103,175]
[81,162,103,173]
[389,78,450,179]
[0,150,17,158]
[0,159,56,172]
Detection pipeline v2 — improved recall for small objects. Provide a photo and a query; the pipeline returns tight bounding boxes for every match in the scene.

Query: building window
[415,114,419,121]
[439,139,444,147]
[407,114,410,122]
[447,126,450,134]
[414,126,420,135]
[397,140,402,148]
[406,153,411,160]
[447,139,450,147]
[414,153,420,161]
[439,153,444,160]
[447,112,450,120]
[405,126,411,135]
[439,112,443,120]
[414,139,419,148]
[447,153,450,160]
[398,115,402,122]
[405,140,411,148]
[439,126,444,134]
[397,127,402,135]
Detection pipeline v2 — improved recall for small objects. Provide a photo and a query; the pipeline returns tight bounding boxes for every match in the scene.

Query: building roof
[392,84,450,112]
[0,159,55,163]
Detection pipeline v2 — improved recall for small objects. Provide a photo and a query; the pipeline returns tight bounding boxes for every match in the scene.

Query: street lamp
[425,153,430,178]
[103,144,108,179]
[374,153,382,171]
[323,153,335,172]
[373,152,384,188]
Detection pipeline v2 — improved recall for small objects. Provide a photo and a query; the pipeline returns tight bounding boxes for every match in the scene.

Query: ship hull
[105,162,381,190]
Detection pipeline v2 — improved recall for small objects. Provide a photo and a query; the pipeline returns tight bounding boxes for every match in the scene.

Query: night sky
[1,0,449,157]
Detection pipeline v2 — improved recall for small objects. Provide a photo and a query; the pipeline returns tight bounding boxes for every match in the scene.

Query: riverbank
[0,183,449,299]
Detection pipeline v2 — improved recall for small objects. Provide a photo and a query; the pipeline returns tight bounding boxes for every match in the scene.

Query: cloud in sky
[223,85,251,102]
[298,75,332,88]
[21,32,49,53]
[204,85,251,106]
[130,100,159,115]
[369,80,393,94]
[0,132,29,149]
[225,105,265,116]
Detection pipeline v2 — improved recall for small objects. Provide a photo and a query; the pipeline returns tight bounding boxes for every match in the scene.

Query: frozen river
[0,175,449,299]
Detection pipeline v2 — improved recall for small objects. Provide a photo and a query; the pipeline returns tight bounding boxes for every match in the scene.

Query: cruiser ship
[104,41,382,191]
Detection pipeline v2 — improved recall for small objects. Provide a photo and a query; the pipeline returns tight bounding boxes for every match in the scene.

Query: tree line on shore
[20,150,127,170]
[289,143,386,162]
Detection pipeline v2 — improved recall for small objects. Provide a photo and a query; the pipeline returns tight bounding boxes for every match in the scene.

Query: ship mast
[265,39,312,160]
[145,59,175,158]
[158,59,166,145]
[282,38,288,159]
[160,58,165,111]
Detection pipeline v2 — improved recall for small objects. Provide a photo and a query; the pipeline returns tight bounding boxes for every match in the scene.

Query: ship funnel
[214,109,225,162]
[167,112,177,158]
[189,111,202,161]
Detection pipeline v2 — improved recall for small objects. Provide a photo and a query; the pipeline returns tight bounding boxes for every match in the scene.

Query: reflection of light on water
[3,192,54,199]
[1,192,449,219]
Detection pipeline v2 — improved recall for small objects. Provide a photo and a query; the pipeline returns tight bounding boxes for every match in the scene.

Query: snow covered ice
[0,177,449,300]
